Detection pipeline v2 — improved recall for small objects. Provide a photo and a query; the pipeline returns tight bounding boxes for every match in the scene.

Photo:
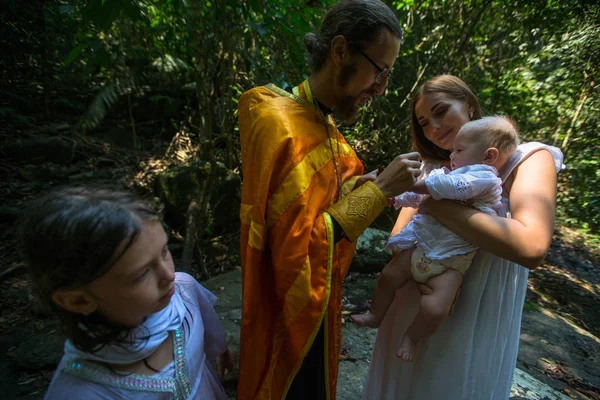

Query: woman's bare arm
[391,207,419,236]
[422,150,557,270]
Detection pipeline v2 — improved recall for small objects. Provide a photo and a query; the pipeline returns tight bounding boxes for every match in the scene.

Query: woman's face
[414,92,472,151]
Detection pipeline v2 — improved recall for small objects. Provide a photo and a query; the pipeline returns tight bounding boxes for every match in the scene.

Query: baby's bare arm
[409,180,429,194]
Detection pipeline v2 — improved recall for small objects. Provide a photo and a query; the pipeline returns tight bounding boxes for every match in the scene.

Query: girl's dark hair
[305,0,403,72]
[20,187,161,352]
[411,74,483,162]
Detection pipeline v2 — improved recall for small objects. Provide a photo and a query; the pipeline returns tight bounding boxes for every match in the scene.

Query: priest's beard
[334,63,360,124]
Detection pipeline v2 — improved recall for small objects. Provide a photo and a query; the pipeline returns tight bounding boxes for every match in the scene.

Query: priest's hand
[354,168,382,190]
[374,152,422,198]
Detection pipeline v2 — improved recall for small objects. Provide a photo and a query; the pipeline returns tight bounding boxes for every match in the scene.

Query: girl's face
[85,220,175,327]
[414,92,472,151]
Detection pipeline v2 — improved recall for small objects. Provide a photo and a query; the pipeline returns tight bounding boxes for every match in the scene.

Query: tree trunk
[180,0,222,279]
[449,0,492,69]
[399,29,447,110]
[41,1,51,117]
[181,200,199,273]
[562,75,593,159]
[127,92,138,149]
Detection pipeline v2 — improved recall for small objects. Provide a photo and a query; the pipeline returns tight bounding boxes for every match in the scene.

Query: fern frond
[152,54,190,73]
[82,84,118,130]
[81,77,139,131]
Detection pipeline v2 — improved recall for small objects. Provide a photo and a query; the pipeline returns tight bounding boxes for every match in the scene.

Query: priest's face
[333,29,401,124]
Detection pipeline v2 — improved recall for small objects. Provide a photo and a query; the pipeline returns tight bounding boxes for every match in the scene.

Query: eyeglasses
[358,50,390,84]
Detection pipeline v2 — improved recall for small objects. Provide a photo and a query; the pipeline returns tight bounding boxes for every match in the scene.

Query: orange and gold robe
[237,80,364,400]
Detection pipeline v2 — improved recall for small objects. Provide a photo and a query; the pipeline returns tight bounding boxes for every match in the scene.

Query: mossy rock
[153,162,241,233]
[349,227,392,274]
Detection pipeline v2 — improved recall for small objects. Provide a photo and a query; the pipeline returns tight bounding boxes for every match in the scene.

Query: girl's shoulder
[175,272,218,307]
[175,271,197,285]
[45,364,116,400]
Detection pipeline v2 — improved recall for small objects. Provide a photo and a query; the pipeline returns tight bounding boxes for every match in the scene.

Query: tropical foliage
[3,0,599,273]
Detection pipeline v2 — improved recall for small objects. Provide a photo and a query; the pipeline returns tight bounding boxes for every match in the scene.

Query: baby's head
[20,187,175,352]
[450,116,520,171]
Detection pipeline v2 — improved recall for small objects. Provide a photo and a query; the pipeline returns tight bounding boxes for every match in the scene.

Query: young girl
[353,116,519,362]
[20,187,233,399]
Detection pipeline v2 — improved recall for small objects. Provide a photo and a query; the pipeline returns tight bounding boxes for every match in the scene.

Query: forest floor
[0,123,599,399]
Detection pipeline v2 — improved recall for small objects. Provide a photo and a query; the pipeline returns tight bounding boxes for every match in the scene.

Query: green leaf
[152,55,190,72]
[65,43,86,65]
[124,1,147,22]
[249,0,262,13]
[59,5,76,14]
[94,47,112,69]
[246,21,268,35]
[84,0,124,30]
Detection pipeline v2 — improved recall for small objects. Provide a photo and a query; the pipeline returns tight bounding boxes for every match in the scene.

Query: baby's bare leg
[352,248,414,328]
[397,268,463,361]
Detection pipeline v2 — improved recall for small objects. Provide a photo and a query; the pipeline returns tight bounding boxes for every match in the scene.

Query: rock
[54,123,71,131]
[349,228,392,274]
[19,164,66,182]
[1,137,75,165]
[202,269,243,315]
[202,270,243,389]
[210,170,242,233]
[39,123,71,134]
[95,157,117,168]
[11,333,64,370]
[153,162,241,233]
[201,269,570,400]
[225,308,242,323]
[510,369,570,400]
[132,89,183,124]
[370,206,399,232]
[154,162,209,221]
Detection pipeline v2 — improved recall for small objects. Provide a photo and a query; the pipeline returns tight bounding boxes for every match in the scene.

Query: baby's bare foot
[351,313,381,328]
[397,334,417,362]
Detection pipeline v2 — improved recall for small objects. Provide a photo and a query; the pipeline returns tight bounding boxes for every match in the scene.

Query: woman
[362,75,563,399]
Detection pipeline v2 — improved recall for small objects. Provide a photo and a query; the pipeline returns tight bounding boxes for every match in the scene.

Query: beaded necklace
[62,327,191,399]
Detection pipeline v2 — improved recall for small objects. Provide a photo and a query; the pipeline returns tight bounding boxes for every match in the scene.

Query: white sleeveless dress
[362,142,564,400]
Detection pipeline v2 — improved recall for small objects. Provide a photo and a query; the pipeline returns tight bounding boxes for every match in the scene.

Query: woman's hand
[217,347,234,379]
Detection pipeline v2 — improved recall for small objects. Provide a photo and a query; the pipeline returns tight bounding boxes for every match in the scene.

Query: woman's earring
[469,111,474,119]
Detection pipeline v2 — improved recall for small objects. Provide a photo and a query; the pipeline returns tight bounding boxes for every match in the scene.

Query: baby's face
[450,127,487,169]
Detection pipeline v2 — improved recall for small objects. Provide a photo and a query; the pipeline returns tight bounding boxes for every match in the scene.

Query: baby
[352,116,520,362]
